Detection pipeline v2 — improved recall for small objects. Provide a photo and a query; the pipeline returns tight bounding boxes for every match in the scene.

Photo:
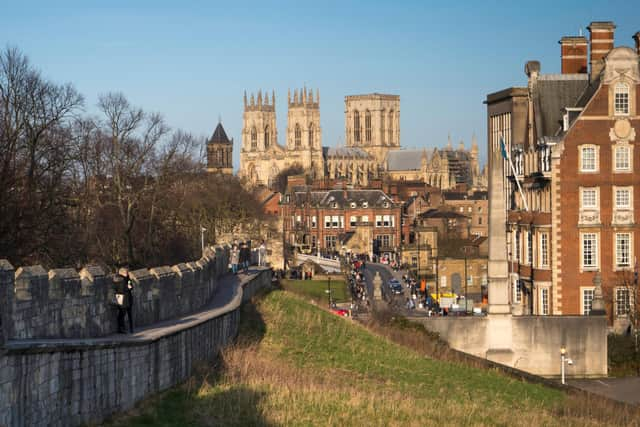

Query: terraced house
[486,21,640,331]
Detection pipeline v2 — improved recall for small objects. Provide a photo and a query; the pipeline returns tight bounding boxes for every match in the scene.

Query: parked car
[390,282,404,295]
[331,308,349,317]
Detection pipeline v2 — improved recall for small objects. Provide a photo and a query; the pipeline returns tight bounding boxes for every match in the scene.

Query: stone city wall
[412,315,608,377]
[1,245,231,340]
[0,265,272,427]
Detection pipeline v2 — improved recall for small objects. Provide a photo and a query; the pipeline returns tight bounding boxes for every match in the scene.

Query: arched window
[388,110,393,144]
[294,123,301,148]
[354,110,361,143]
[615,83,629,115]
[308,123,314,147]
[251,127,257,150]
[264,125,270,149]
[380,109,386,144]
[365,110,372,143]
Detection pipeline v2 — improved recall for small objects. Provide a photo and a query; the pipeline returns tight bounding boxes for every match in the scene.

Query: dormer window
[614,83,629,116]
[362,201,368,208]
[331,202,338,209]
[350,202,356,208]
[383,202,389,208]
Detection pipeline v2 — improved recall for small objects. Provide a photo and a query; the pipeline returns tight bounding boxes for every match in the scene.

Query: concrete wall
[413,314,608,377]
[2,246,230,340]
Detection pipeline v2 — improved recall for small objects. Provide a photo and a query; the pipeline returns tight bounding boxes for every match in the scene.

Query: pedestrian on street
[231,245,240,274]
[240,242,250,273]
[259,240,267,267]
[114,267,134,334]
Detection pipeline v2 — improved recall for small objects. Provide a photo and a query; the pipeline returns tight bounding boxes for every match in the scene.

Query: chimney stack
[588,21,616,80]
[633,32,640,55]
[559,36,588,74]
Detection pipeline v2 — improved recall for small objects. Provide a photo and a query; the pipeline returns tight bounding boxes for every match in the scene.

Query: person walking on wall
[240,242,250,273]
[231,244,240,274]
[259,240,267,267]
[114,267,134,334]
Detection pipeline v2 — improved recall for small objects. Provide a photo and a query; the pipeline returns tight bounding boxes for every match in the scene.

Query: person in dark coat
[240,242,250,273]
[114,268,134,334]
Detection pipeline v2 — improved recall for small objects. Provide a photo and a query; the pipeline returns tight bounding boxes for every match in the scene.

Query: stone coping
[4,267,270,355]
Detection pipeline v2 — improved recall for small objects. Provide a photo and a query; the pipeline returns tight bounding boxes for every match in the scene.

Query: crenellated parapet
[0,244,240,341]
[244,89,276,112]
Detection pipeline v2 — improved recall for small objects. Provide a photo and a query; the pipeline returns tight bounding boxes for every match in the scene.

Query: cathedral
[235,89,484,189]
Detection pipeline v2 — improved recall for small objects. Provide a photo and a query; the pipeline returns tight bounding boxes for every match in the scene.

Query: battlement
[288,87,319,108]
[244,89,276,112]
[0,244,246,341]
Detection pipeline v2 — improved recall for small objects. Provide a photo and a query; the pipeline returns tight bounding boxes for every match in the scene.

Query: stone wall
[1,245,230,340]
[0,267,272,427]
[412,314,608,377]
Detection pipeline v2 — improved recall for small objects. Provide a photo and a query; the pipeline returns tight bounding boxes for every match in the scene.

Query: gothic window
[251,127,257,150]
[264,125,270,149]
[388,110,393,144]
[354,110,361,143]
[365,110,371,143]
[308,123,314,147]
[380,109,386,144]
[614,83,629,116]
[295,124,301,148]
[217,149,223,164]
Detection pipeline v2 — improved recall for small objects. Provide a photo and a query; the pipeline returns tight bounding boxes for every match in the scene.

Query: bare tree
[0,47,83,265]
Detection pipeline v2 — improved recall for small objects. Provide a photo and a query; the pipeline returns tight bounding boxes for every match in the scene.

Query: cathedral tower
[344,93,400,166]
[286,87,324,178]
[242,90,277,153]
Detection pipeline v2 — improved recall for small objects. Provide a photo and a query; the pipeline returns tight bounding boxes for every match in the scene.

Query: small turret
[243,91,247,109]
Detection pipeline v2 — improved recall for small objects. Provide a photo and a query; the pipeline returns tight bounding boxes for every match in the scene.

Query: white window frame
[311,216,317,228]
[540,287,549,315]
[580,187,598,210]
[579,145,598,173]
[581,287,595,315]
[350,215,357,227]
[614,187,632,210]
[615,232,632,269]
[614,145,631,172]
[375,215,382,227]
[361,215,369,224]
[615,287,630,317]
[539,233,549,267]
[513,278,522,303]
[324,216,331,228]
[614,82,630,116]
[581,232,598,270]
[526,230,533,265]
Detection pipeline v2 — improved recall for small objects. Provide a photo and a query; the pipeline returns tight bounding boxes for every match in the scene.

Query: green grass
[280,278,349,303]
[108,290,638,427]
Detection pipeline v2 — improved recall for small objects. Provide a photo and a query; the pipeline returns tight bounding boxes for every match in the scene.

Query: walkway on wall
[5,267,270,353]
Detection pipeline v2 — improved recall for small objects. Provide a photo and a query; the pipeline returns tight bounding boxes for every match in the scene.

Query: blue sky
[2,1,638,169]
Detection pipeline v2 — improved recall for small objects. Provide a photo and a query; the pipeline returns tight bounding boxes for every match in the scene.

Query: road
[361,263,422,314]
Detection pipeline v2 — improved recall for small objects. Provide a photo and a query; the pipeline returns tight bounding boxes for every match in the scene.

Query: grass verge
[107,290,640,427]
[280,278,349,304]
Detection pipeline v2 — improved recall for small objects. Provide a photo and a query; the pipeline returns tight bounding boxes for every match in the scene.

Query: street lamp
[327,275,332,307]
[560,347,573,385]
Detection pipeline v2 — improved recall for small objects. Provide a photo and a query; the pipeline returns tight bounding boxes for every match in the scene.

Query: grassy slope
[280,279,349,303]
[108,290,630,427]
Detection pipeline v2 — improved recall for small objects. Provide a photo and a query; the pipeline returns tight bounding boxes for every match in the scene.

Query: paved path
[568,377,640,406]
[6,267,269,352]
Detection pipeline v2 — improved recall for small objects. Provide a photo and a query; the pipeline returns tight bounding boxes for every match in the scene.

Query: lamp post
[327,275,332,307]
[560,347,566,385]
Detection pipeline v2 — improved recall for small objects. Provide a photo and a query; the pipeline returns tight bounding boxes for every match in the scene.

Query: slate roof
[418,209,468,219]
[290,189,395,208]
[533,74,589,138]
[386,149,424,171]
[443,191,488,200]
[324,147,373,159]
[209,123,232,144]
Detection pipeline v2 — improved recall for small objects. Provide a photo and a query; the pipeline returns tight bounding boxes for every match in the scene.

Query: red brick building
[280,187,401,259]
[487,21,640,330]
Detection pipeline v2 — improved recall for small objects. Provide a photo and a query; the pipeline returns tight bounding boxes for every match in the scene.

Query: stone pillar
[0,260,14,348]
[487,148,511,314]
